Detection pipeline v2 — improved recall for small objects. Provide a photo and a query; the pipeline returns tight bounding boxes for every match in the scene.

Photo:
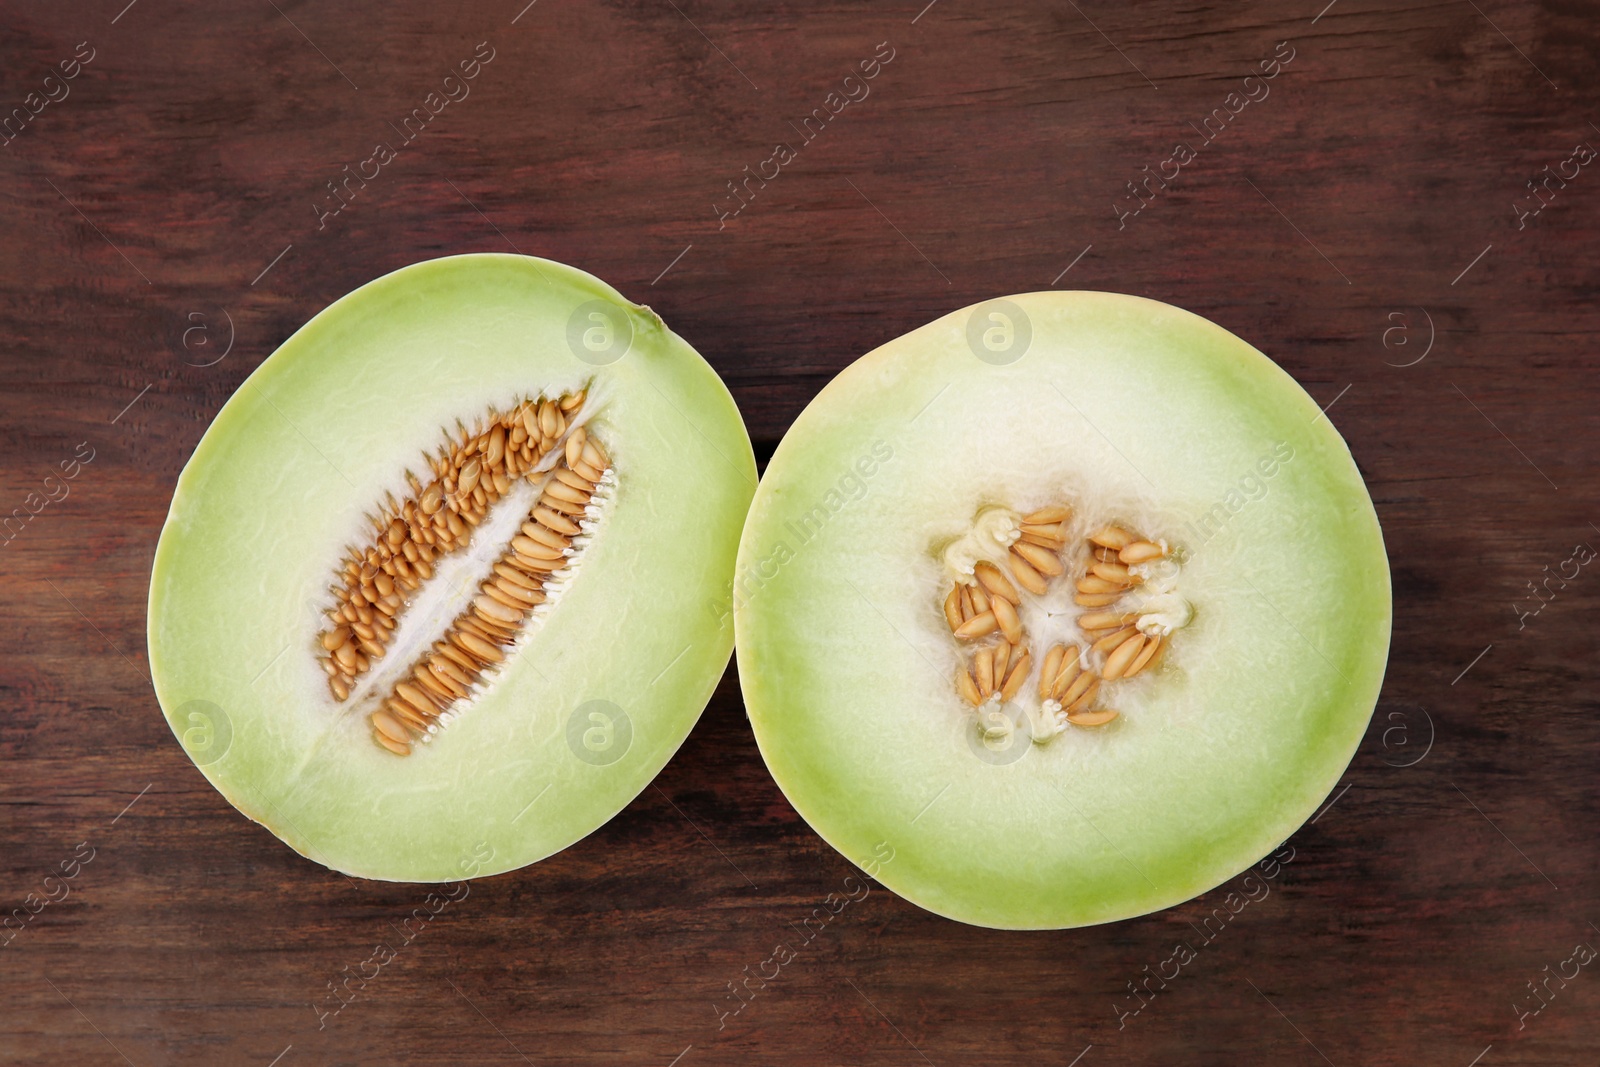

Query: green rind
[149,253,755,881]
[734,291,1390,929]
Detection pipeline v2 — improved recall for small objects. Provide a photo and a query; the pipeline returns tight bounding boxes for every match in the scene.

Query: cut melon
[734,291,1389,929]
[148,253,755,881]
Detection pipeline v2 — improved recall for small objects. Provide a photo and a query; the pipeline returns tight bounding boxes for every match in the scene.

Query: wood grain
[2,0,1597,1063]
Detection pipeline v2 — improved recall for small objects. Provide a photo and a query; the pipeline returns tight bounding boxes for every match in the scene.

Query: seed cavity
[940,504,1189,746]
[313,389,618,757]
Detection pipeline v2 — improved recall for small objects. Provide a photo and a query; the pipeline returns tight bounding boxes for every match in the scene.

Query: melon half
[734,292,1390,929]
[148,254,755,881]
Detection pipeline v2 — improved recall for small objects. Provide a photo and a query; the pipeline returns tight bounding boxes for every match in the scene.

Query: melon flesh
[148,253,755,881]
[734,291,1390,929]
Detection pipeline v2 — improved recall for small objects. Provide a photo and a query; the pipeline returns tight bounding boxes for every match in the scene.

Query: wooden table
[3,0,1596,1063]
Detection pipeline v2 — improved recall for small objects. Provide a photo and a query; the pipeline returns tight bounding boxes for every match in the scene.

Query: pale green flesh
[735,291,1390,929]
[148,254,755,881]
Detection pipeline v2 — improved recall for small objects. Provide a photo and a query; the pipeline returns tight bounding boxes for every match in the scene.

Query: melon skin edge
[148,253,755,882]
[734,290,1391,929]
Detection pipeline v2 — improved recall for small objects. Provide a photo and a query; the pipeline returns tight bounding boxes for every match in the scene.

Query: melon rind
[734,291,1390,929]
[148,253,755,881]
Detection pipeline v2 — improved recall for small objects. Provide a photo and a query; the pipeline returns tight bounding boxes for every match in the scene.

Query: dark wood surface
[3,0,1598,1063]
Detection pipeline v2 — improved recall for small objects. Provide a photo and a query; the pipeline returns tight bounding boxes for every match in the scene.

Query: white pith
[940,506,1023,581]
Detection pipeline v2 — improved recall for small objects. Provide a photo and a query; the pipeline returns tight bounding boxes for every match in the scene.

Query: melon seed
[1092,625,1139,657]
[973,561,1019,604]
[1119,540,1166,564]
[1102,633,1146,680]
[956,665,982,706]
[998,648,1031,702]
[992,596,1023,644]
[955,611,999,640]
[1088,526,1134,549]
[1024,505,1071,525]
[1124,635,1163,677]
[943,587,963,632]
[1012,540,1064,577]
[973,647,995,696]
[1007,552,1049,595]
